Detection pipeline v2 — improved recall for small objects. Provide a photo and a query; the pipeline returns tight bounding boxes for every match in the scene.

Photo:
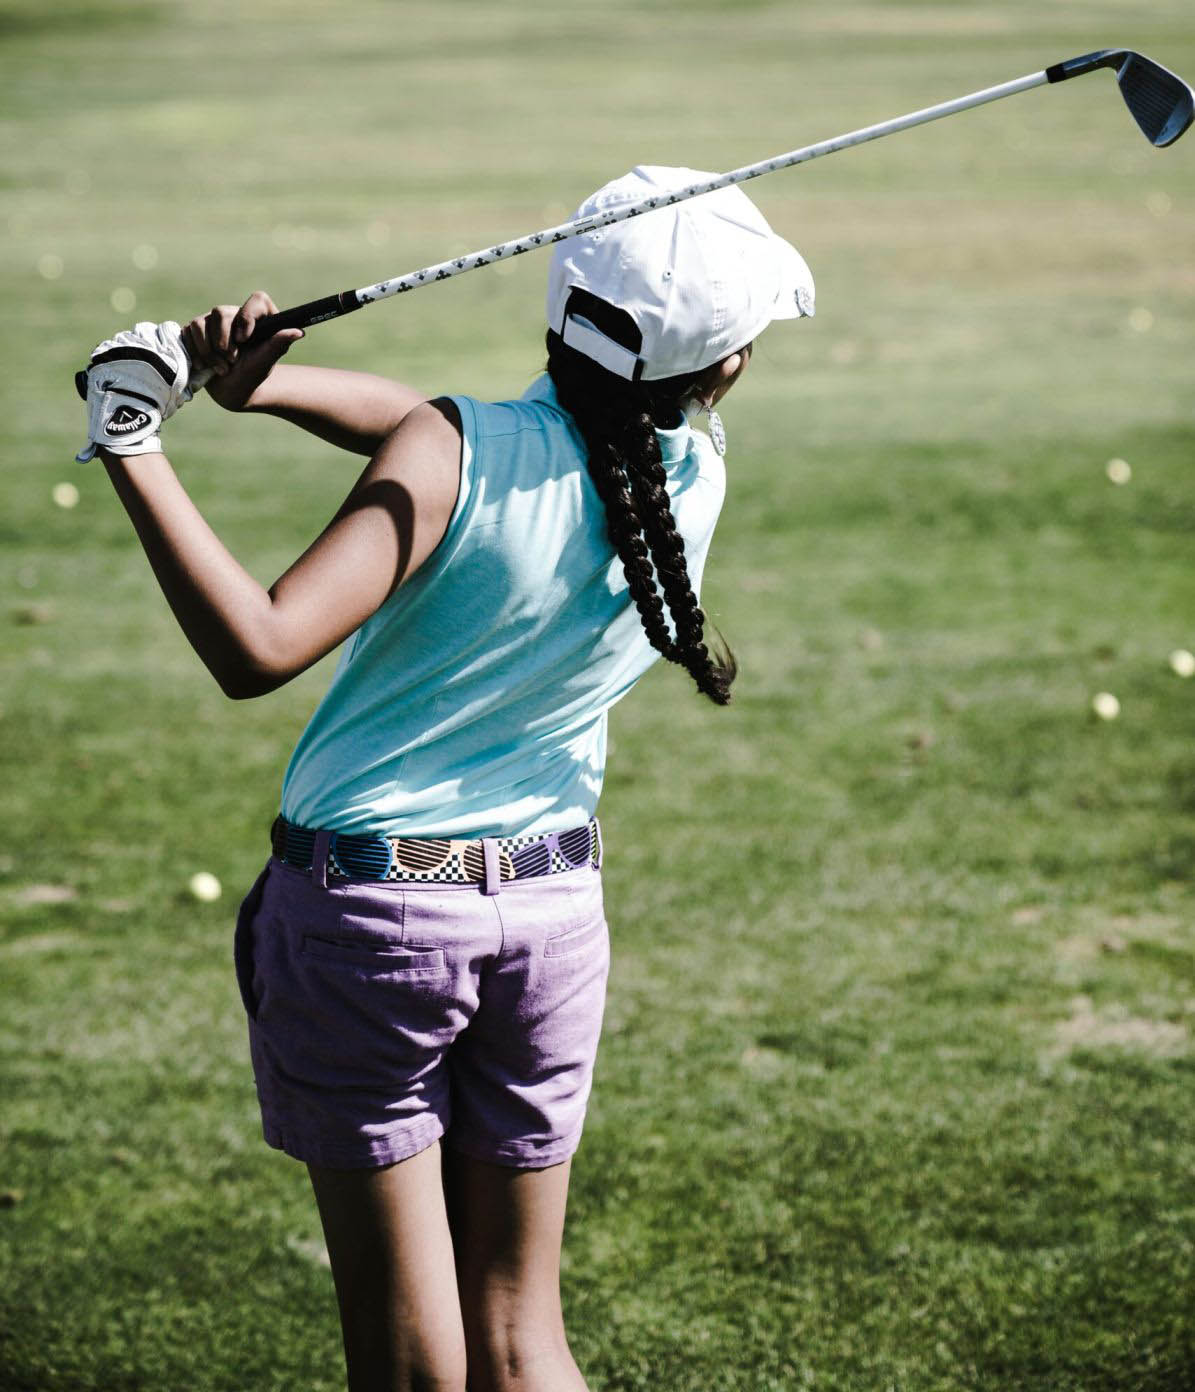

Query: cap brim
[767,237,816,321]
[729,236,815,361]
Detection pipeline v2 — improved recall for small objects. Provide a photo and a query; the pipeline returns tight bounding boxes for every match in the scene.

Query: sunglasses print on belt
[271,817,600,884]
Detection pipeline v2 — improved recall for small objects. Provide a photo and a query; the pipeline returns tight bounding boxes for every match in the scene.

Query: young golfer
[76,166,814,1392]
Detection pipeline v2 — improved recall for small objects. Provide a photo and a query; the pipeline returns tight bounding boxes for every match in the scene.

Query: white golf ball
[188,871,222,903]
[1168,649,1195,679]
[51,482,79,509]
[1092,692,1120,721]
[1105,458,1131,485]
[110,286,136,314]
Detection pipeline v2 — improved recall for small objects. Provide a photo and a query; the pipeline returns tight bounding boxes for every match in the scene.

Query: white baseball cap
[547,165,815,382]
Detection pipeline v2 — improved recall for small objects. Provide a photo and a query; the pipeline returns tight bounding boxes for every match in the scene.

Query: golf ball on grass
[1169,649,1195,679]
[1092,692,1120,721]
[1105,458,1131,485]
[51,482,79,509]
[188,871,222,902]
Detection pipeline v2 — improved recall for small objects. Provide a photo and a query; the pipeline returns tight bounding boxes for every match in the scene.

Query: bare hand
[181,291,303,412]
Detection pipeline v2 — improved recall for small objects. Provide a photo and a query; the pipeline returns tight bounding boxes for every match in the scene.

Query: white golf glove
[74,320,196,462]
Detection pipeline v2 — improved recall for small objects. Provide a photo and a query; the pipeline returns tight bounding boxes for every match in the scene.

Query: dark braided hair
[546,290,737,705]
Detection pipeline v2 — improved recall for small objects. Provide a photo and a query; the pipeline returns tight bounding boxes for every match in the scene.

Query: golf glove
[74,320,195,462]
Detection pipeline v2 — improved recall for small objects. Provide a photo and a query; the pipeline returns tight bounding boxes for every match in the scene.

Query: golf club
[231,50,1191,348]
[77,48,1191,401]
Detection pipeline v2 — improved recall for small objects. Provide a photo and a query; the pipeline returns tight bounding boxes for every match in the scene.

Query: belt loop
[312,830,331,890]
[481,838,501,896]
[592,819,603,870]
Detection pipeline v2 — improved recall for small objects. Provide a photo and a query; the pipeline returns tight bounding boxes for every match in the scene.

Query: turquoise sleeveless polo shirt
[279,374,726,839]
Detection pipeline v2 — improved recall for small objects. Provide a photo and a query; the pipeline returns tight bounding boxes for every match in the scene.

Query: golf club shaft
[234,68,1049,352]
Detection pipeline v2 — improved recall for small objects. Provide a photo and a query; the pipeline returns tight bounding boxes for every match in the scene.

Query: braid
[623,448,733,703]
[546,314,736,705]
[582,423,677,663]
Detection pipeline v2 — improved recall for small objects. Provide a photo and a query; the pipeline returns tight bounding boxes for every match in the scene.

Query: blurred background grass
[1,2,1193,1389]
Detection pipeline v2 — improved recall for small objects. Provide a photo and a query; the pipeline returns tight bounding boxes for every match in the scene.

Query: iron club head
[1046,49,1195,147]
[1116,52,1195,147]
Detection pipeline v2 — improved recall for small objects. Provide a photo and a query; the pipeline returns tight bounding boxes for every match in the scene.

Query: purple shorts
[233,854,610,1170]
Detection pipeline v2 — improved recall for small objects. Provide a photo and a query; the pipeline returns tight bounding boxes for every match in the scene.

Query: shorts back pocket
[301,934,446,973]
[544,917,607,958]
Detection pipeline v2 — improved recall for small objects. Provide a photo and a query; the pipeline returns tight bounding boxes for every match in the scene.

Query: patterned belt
[271,815,601,885]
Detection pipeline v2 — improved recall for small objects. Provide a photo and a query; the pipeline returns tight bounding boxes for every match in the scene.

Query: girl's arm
[183,292,428,456]
[241,363,430,456]
[101,399,462,699]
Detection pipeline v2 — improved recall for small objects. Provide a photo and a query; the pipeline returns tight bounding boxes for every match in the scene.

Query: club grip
[247,289,362,344]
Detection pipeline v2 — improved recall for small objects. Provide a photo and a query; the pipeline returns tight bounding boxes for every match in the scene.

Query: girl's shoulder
[447,377,581,469]
[451,374,569,428]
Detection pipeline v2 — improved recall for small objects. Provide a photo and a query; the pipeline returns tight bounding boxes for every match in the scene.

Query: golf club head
[1046,49,1195,147]
[1115,52,1194,147]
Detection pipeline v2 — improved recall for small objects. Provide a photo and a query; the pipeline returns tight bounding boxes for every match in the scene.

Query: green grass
[2,2,1194,1388]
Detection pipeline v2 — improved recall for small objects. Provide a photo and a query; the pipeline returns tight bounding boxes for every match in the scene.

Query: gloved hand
[74,320,196,462]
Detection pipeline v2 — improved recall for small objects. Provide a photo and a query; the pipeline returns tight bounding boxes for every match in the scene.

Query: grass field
[2,2,1194,1388]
